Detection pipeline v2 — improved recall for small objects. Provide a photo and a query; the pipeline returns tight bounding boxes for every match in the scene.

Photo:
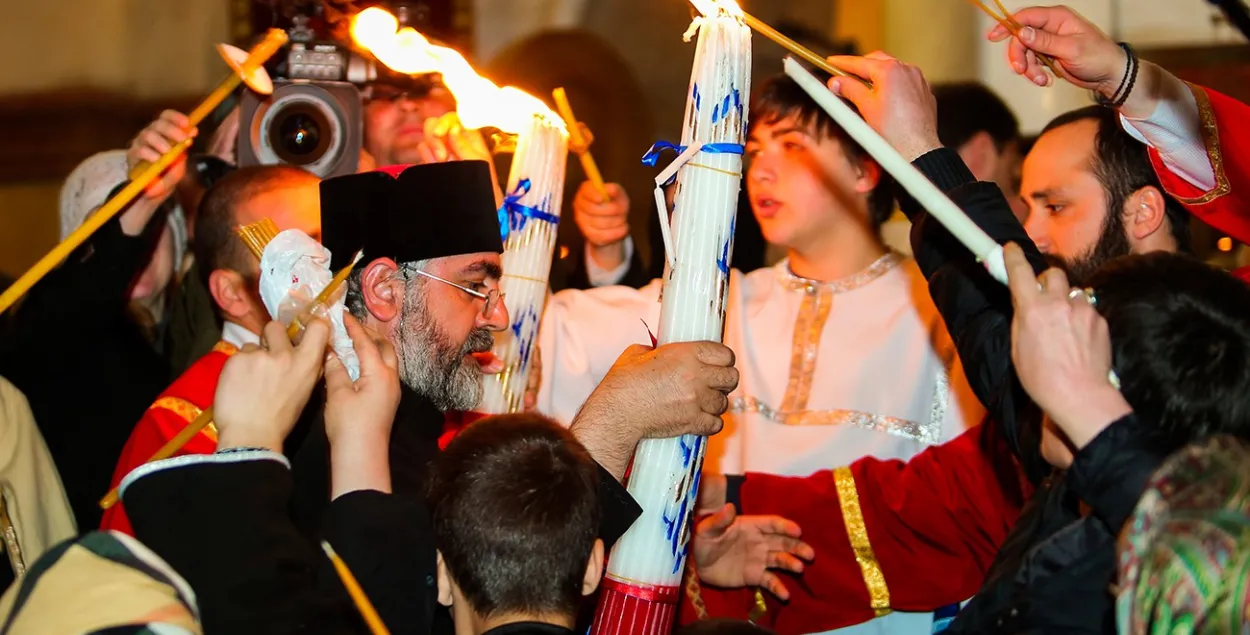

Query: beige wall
[0,0,229,277]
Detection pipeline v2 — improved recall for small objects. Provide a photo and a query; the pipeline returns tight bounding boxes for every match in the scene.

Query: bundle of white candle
[590,2,750,633]
[478,113,569,415]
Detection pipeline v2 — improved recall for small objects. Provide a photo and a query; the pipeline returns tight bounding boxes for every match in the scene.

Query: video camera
[237,13,368,178]
[236,2,448,178]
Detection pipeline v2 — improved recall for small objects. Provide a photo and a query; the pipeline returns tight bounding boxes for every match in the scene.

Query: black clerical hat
[320,161,503,270]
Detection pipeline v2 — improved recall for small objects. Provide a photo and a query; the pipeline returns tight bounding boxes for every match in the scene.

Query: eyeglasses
[405,268,504,318]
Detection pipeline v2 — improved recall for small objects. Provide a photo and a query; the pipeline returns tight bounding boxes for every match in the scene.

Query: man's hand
[325,313,402,497]
[573,181,631,272]
[417,113,492,164]
[123,110,194,234]
[825,53,941,163]
[571,341,740,480]
[524,345,542,412]
[1005,243,1132,449]
[987,6,1126,94]
[697,473,728,516]
[693,505,814,601]
[214,318,330,452]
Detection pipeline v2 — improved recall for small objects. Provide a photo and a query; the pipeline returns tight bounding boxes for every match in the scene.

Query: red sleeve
[1149,84,1250,245]
[680,422,1031,635]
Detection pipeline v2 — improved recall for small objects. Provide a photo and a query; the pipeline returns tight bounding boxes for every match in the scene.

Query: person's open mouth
[469,350,504,374]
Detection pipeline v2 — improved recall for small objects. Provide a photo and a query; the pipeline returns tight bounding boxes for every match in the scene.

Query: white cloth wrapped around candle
[258,229,360,380]
[782,57,1008,284]
[478,113,569,415]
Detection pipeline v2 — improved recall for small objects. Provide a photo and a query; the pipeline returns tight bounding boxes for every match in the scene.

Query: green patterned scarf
[1117,435,1250,634]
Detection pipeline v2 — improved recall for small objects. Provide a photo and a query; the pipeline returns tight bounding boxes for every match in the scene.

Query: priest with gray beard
[290,160,739,635]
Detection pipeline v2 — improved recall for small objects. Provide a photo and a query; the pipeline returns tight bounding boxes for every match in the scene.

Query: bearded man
[288,160,740,635]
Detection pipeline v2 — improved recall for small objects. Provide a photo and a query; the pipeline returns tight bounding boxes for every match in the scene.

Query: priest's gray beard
[395,280,495,411]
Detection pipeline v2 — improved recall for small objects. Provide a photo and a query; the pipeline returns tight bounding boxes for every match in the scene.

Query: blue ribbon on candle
[640,141,745,185]
[498,178,559,241]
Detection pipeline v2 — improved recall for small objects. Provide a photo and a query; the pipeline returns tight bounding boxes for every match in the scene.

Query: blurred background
[2,0,1249,280]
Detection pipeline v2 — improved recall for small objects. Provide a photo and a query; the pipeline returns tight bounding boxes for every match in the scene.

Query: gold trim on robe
[1169,82,1229,206]
[149,397,217,443]
[834,466,891,616]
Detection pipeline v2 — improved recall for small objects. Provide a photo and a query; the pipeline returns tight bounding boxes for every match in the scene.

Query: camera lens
[267,103,331,165]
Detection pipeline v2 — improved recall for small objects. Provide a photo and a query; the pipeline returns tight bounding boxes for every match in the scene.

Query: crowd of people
[0,4,1246,635]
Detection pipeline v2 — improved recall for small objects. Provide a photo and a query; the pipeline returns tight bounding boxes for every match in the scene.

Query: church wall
[0,0,229,278]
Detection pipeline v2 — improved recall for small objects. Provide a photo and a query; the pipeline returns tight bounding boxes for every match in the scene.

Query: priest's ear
[207,268,258,322]
[582,539,605,597]
[357,257,404,323]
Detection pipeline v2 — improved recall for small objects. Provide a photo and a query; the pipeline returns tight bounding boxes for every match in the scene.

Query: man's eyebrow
[463,260,503,279]
[769,126,813,139]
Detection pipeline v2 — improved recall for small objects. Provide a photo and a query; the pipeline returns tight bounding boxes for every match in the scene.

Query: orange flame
[350,8,562,134]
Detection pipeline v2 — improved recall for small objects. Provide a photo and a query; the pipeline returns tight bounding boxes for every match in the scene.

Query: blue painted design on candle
[693,84,702,112]
[711,88,743,124]
[510,304,540,370]
[716,214,736,275]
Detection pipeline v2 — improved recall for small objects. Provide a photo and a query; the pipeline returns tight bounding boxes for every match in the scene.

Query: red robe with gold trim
[1149,84,1250,248]
[678,422,1032,635]
[100,341,238,535]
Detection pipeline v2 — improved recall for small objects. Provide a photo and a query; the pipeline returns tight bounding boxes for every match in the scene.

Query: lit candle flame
[350,9,562,134]
[688,0,744,18]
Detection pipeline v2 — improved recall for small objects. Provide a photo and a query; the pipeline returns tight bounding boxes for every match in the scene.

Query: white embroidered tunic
[537,253,985,477]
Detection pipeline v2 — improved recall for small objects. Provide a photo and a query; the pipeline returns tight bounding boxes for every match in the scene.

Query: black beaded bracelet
[1096,42,1139,108]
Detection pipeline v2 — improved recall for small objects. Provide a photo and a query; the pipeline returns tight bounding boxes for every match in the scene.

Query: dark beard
[1055,208,1132,285]
[395,285,495,412]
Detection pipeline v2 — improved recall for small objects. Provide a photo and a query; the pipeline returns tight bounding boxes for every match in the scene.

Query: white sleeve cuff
[118,450,290,500]
[1119,85,1215,192]
[585,236,635,287]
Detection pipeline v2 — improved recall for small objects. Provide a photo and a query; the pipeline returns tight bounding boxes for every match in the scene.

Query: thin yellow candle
[322,541,392,635]
[98,252,362,510]
[552,87,609,200]
[128,28,288,178]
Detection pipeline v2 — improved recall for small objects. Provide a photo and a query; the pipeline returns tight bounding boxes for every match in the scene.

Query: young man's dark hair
[933,82,1019,152]
[1090,252,1250,449]
[749,73,896,227]
[193,164,319,285]
[1042,106,1192,260]
[427,413,604,625]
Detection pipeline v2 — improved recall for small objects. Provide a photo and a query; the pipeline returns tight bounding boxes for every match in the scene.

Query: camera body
[237,18,372,178]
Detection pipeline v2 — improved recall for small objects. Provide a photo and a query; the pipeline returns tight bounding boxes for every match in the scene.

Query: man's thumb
[1019,27,1078,60]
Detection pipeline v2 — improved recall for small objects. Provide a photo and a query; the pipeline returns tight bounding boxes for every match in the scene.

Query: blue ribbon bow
[640,141,745,185]
[498,178,560,241]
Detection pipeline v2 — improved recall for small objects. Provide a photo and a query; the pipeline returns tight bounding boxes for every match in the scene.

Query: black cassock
[129,386,642,635]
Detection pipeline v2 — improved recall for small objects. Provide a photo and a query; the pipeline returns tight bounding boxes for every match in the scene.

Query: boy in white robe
[536,74,986,634]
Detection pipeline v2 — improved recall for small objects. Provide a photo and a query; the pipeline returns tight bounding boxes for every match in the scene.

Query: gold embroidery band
[1172,83,1229,206]
[687,162,742,179]
[833,466,891,616]
[150,397,217,443]
[212,340,239,355]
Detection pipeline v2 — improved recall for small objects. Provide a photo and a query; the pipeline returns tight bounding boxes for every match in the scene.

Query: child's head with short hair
[745,72,895,253]
[427,413,604,629]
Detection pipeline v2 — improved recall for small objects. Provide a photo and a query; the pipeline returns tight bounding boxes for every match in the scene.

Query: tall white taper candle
[782,58,1008,284]
[479,113,569,414]
[590,7,750,635]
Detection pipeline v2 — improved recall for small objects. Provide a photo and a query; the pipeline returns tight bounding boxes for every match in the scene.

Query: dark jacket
[290,387,643,635]
[124,451,422,635]
[0,209,173,530]
[902,148,1167,634]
